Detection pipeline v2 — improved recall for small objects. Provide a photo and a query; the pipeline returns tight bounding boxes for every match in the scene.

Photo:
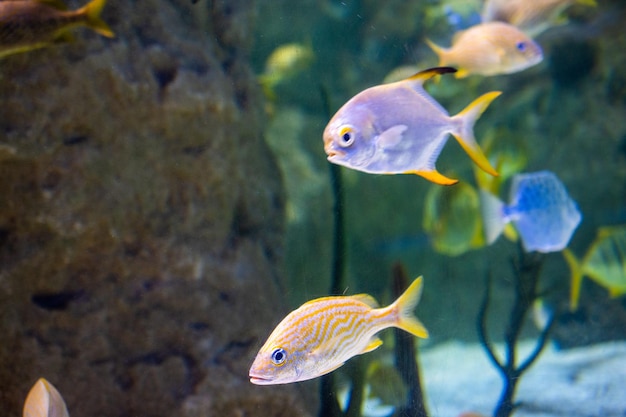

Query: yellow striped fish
[249,277,428,385]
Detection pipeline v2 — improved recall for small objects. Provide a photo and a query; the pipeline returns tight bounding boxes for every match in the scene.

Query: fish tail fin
[424,38,448,66]
[451,92,501,177]
[391,276,429,338]
[576,0,597,6]
[80,0,114,38]
[479,189,506,245]
[562,249,584,311]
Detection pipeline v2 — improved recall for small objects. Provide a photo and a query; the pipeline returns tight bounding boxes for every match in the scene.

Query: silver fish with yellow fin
[0,0,114,59]
[426,22,543,78]
[23,378,69,417]
[482,0,597,37]
[249,277,428,385]
[564,225,626,311]
[323,67,500,185]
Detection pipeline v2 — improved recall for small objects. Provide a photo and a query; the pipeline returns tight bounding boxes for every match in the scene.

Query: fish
[23,378,69,417]
[425,22,543,78]
[482,0,597,37]
[423,179,484,256]
[337,360,406,417]
[258,41,315,99]
[480,170,582,253]
[323,66,501,185]
[249,276,428,385]
[563,225,626,310]
[0,0,114,59]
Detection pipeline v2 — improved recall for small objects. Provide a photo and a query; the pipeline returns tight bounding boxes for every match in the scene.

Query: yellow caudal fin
[576,0,596,6]
[80,0,114,38]
[563,249,584,311]
[451,91,501,177]
[391,276,429,338]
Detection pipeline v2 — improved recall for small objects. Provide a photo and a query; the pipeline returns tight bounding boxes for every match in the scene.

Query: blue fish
[480,170,582,253]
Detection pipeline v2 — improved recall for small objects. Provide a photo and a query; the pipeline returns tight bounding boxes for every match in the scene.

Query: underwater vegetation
[564,225,626,310]
[479,250,555,417]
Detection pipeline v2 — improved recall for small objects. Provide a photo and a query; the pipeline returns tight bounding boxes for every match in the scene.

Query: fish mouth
[325,148,345,159]
[249,374,273,385]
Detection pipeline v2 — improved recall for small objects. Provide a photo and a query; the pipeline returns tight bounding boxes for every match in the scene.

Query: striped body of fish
[249,277,428,385]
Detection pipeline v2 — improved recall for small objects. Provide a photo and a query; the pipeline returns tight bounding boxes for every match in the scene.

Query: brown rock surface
[0,1,314,416]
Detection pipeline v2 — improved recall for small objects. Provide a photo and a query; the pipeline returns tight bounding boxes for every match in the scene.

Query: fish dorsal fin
[350,294,379,308]
[33,0,69,10]
[405,67,457,86]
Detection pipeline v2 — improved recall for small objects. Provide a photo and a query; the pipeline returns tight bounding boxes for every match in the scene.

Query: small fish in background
[336,360,407,417]
[425,22,543,78]
[323,66,501,185]
[423,179,484,256]
[23,378,69,417]
[0,0,114,59]
[480,170,582,253]
[563,225,626,310]
[482,0,597,37]
[249,277,428,385]
[258,42,315,100]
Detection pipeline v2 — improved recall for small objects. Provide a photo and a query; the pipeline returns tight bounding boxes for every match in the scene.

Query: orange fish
[249,277,428,385]
[482,0,597,37]
[426,22,543,78]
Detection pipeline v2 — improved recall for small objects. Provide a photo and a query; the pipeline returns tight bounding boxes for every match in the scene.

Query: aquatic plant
[318,86,349,417]
[391,263,429,417]
[478,247,556,417]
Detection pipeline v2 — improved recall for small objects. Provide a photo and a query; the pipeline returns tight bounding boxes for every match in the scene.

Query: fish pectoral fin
[376,125,408,149]
[409,169,458,185]
[361,337,383,354]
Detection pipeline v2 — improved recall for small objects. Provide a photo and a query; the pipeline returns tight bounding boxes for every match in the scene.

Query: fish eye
[338,126,355,148]
[271,348,287,366]
[516,42,527,52]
